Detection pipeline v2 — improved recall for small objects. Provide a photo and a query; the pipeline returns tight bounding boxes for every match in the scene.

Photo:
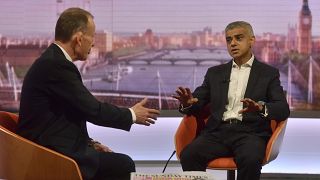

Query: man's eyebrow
[226,33,244,38]
[234,34,244,37]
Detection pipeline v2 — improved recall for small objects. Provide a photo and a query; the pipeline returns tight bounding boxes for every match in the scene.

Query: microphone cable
[162,150,176,173]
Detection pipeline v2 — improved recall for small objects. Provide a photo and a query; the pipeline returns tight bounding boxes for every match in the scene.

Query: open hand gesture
[131,98,160,126]
[172,87,198,107]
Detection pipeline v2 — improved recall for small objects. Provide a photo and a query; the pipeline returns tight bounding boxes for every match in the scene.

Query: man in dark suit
[173,21,290,180]
[17,8,160,180]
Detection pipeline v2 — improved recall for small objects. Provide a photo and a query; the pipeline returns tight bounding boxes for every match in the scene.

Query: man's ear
[250,35,256,47]
[72,31,83,47]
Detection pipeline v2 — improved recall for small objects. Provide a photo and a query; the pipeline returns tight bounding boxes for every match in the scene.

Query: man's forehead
[226,28,247,37]
[226,32,245,38]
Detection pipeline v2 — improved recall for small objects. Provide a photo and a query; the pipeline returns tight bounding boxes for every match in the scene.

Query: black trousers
[180,123,268,180]
[91,152,136,180]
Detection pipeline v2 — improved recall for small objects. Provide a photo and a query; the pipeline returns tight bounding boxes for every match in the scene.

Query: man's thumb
[139,98,148,105]
[188,98,198,104]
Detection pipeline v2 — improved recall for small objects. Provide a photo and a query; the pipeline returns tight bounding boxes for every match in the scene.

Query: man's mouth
[231,49,239,54]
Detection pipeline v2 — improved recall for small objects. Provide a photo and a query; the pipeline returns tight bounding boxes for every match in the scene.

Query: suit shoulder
[207,61,231,72]
[255,59,279,73]
[25,45,77,79]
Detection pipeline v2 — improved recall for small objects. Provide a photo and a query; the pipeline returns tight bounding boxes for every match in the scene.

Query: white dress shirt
[222,55,254,121]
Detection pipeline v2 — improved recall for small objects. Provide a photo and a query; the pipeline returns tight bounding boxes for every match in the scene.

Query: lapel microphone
[222,78,230,83]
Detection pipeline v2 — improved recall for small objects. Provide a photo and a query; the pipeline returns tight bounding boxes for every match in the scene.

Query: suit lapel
[244,59,261,98]
[220,61,233,106]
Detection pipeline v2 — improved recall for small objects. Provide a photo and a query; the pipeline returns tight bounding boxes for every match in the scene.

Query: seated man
[173,21,290,180]
[17,7,160,180]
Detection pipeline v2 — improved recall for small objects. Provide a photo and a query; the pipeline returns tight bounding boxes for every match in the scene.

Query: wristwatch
[257,101,269,117]
[257,101,266,113]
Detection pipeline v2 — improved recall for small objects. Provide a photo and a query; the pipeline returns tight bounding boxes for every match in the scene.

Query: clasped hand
[239,98,263,114]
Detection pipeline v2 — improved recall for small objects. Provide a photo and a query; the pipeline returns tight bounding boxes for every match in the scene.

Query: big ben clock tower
[297,0,312,55]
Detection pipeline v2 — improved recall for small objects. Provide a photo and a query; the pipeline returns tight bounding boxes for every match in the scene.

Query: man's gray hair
[225,21,254,37]
[55,7,94,42]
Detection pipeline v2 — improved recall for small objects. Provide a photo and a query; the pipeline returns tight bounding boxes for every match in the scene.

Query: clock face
[303,17,310,25]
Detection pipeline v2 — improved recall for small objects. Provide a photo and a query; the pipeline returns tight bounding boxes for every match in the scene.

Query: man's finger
[147,113,158,120]
[238,108,248,114]
[139,97,148,105]
[148,109,160,115]
[172,95,180,100]
[179,87,187,96]
[186,88,192,96]
[143,120,151,126]
[240,98,248,102]
[246,98,256,104]
[146,118,156,124]
[243,100,249,106]
[176,89,184,96]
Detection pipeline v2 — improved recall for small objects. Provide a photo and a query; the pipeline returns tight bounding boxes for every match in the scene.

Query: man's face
[225,27,255,61]
[77,17,95,61]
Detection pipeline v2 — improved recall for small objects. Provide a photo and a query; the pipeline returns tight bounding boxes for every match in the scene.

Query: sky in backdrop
[0,0,319,36]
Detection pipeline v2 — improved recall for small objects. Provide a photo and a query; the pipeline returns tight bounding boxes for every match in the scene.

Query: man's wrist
[180,104,192,111]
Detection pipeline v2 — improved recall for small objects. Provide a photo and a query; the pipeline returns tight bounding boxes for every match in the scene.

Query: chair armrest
[174,115,198,159]
[174,104,211,159]
[263,119,288,164]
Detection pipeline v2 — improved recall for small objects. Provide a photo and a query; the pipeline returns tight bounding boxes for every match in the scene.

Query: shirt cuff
[129,108,136,123]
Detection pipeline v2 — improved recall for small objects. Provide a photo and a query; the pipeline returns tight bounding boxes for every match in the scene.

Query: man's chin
[231,54,240,59]
[75,57,87,61]
[80,55,89,61]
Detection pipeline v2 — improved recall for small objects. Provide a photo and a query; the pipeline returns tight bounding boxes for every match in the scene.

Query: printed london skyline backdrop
[1,0,320,112]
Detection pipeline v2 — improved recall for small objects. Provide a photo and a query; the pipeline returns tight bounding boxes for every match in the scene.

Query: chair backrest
[0,111,83,180]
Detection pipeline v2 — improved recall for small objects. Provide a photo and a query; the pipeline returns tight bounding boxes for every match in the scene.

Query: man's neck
[54,41,76,61]
[234,53,252,66]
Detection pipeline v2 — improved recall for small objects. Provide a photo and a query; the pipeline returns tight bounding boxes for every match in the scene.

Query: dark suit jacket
[17,44,133,179]
[182,58,290,137]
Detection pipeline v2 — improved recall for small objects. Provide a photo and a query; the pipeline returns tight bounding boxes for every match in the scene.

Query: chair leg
[227,170,235,180]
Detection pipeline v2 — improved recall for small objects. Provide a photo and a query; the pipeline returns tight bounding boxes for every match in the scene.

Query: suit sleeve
[265,69,290,121]
[180,69,211,115]
[47,62,133,131]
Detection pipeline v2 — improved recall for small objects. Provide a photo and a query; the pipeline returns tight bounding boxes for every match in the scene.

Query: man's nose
[230,39,237,46]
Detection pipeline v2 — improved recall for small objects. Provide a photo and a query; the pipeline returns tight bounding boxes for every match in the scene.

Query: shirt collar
[232,55,254,68]
[54,43,73,62]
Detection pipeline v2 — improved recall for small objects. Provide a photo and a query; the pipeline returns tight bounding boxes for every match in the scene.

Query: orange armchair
[0,111,83,180]
[174,107,287,180]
